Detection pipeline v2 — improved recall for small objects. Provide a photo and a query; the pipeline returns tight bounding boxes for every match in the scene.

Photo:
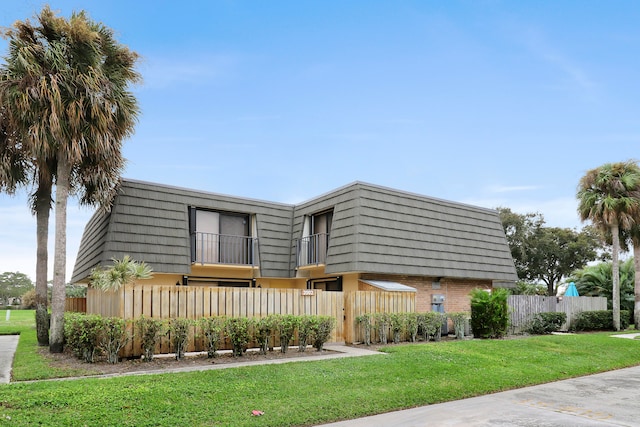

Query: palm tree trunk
[611,223,621,331]
[634,241,640,329]
[34,178,51,346]
[49,155,70,353]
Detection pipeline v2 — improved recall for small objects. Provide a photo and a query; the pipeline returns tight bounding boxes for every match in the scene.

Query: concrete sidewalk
[0,335,19,384]
[320,365,640,426]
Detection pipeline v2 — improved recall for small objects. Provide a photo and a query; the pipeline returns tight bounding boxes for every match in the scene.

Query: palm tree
[0,6,140,352]
[616,225,640,328]
[577,161,640,330]
[90,256,153,292]
[0,108,53,345]
[570,259,635,315]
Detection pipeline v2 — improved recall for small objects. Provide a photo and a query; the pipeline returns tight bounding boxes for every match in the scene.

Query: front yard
[1,311,640,426]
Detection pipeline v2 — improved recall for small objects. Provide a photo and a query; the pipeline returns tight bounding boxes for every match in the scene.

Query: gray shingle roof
[72,179,517,283]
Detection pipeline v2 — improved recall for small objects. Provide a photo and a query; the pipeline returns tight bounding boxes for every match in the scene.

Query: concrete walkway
[320,365,640,426]
[0,335,19,384]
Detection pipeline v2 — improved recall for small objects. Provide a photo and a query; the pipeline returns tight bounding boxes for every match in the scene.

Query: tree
[569,259,635,317]
[577,160,640,330]
[615,224,640,327]
[90,256,153,292]
[0,7,140,352]
[0,272,34,305]
[497,207,544,278]
[497,208,604,295]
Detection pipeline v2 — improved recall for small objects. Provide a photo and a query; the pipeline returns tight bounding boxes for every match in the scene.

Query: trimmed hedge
[571,310,630,331]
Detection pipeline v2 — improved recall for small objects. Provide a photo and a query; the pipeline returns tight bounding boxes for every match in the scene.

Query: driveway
[321,365,640,426]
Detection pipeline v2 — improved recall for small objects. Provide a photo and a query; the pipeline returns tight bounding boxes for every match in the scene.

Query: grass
[0,324,639,427]
[0,310,96,380]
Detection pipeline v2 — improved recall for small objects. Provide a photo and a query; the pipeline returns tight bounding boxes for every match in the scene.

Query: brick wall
[360,273,492,313]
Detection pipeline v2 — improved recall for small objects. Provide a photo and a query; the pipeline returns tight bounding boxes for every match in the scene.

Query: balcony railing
[194,232,258,266]
[296,233,329,267]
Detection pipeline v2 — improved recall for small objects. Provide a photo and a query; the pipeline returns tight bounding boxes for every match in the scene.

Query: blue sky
[1,1,638,281]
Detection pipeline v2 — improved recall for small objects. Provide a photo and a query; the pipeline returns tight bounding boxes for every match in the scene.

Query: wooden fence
[84,285,415,358]
[508,295,607,333]
[65,297,86,313]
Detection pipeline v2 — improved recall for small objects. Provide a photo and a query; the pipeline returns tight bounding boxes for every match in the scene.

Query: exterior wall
[360,273,491,314]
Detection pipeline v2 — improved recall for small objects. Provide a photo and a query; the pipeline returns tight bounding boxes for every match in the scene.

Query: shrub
[421,312,446,341]
[21,289,37,309]
[100,317,129,364]
[198,316,225,358]
[168,318,192,360]
[355,313,373,346]
[297,315,316,352]
[404,313,419,342]
[470,288,509,339]
[311,316,335,351]
[449,312,469,339]
[572,310,631,331]
[135,316,165,362]
[274,314,299,353]
[525,312,567,335]
[389,313,404,344]
[254,316,276,355]
[64,313,103,363]
[225,317,251,357]
[374,313,390,344]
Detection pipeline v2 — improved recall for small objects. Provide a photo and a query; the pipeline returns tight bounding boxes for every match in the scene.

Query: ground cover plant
[1,329,639,426]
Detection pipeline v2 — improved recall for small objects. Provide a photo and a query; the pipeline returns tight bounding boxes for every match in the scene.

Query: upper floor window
[296,209,333,266]
[189,208,256,265]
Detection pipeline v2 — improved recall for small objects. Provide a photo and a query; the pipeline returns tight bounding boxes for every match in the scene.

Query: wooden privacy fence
[508,295,607,333]
[65,297,86,313]
[86,285,415,358]
[344,290,416,344]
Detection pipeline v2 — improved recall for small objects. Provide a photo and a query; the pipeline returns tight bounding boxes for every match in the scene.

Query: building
[72,179,517,313]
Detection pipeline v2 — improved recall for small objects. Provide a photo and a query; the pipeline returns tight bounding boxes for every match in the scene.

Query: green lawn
[0,310,95,380]
[0,322,639,426]
[0,309,35,334]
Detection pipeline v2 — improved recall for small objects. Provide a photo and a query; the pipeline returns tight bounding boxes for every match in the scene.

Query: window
[297,209,333,266]
[308,277,342,292]
[189,208,254,265]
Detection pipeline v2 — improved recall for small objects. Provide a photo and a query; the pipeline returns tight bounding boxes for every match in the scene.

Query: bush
[404,313,419,342]
[355,314,373,346]
[374,313,390,344]
[198,316,225,358]
[100,317,129,364]
[168,318,192,360]
[419,312,446,341]
[135,316,164,362]
[389,313,404,344]
[297,315,316,352]
[64,313,103,363]
[311,316,335,351]
[470,288,509,339]
[449,312,469,339]
[225,317,251,357]
[525,312,567,335]
[21,289,37,309]
[274,314,298,353]
[254,315,276,355]
[572,310,630,331]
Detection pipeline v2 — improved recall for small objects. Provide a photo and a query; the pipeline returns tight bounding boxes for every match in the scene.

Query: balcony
[193,232,258,266]
[296,233,329,267]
